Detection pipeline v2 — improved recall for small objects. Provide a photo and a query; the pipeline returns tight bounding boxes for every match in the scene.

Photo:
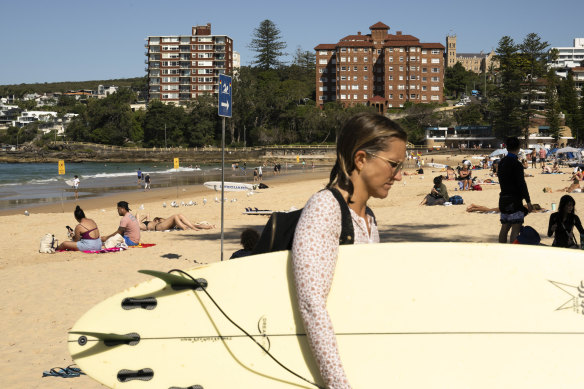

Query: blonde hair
[327,112,407,202]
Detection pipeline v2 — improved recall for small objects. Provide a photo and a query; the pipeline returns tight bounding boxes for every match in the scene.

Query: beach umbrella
[490,149,507,157]
[554,146,580,154]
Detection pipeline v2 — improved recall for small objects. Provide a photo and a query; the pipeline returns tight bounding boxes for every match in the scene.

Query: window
[364,66,368,71]
[422,86,427,91]
[341,94,347,99]
[421,58,427,64]
[399,94,404,99]
[399,56,404,62]
[389,85,393,90]
[319,96,326,100]
[364,76,368,80]
[432,67,439,73]
[389,66,393,71]
[199,61,212,67]
[319,68,323,73]
[364,94,368,99]
[353,76,358,81]
[431,77,439,82]
[319,51,328,55]
[354,66,358,71]
[410,75,416,80]
[411,94,416,99]
[431,58,440,64]
[351,85,359,90]
[340,76,346,80]
[354,57,357,62]
[421,49,427,54]
[431,95,439,100]
[341,57,346,62]
[341,48,347,52]
[431,86,440,91]
[422,67,427,73]
[320,77,328,82]
[389,75,393,80]
[421,95,427,100]
[353,94,357,99]
[341,85,347,90]
[399,66,404,71]
[162,93,179,99]
[422,77,427,82]
[398,85,405,90]
[364,57,368,62]
[399,75,403,81]
[319,59,328,65]
[431,49,440,54]
[199,85,213,91]
[388,48,393,52]
[400,48,404,52]
[363,85,368,90]
[389,94,393,99]
[162,84,179,91]
[341,66,347,71]
[377,49,381,54]
[389,57,393,62]
[319,86,327,92]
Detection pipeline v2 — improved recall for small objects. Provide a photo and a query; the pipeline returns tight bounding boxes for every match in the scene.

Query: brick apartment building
[315,22,445,112]
[145,23,233,104]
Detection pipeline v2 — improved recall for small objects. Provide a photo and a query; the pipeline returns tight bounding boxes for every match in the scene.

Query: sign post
[218,74,232,261]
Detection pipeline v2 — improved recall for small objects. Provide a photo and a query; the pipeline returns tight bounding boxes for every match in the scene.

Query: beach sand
[0,155,577,388]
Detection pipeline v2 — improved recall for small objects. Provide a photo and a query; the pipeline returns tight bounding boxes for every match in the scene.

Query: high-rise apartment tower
[145,23,233,104]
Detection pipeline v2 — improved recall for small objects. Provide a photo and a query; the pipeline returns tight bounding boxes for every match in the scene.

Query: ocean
[0,162,257,211]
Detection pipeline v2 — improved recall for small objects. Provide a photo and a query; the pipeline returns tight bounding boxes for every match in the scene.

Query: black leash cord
[168,269,325,389]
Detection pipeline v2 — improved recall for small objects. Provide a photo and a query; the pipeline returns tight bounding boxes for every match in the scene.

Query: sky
[0,0,582,85]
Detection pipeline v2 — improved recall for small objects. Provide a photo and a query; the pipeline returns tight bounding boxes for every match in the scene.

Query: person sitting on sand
[552,162,560,174]
[572,168,583,181]
[457,164,472,190]
[420,176,449,206]
[557,178,581,193]
[548,194,584,248]
[466,203,546,214]
[542,165,552,174]
[56,205,102,251]
[137,214,215,231]
[101,201,140,246]
[230,228,260,259]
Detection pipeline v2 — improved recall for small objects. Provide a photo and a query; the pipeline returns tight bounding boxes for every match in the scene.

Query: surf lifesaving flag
[58,160,65,175]
[174,158,180,169]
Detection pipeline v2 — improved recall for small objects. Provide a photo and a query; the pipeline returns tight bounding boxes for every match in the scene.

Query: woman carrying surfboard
[292,112,407,388]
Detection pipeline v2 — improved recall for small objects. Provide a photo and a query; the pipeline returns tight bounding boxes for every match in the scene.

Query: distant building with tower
[145,23,233,104]
[445,34,497,73]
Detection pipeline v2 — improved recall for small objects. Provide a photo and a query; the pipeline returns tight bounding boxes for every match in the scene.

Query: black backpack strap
[327,187,354,245]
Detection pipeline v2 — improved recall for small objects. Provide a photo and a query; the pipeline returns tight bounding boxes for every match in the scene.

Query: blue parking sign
[218,74,232,117]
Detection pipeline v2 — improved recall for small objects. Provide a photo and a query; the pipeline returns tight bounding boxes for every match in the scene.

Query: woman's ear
[354,150,368,171]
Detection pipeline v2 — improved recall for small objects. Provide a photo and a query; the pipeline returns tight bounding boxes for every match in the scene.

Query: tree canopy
[249,20,287,70]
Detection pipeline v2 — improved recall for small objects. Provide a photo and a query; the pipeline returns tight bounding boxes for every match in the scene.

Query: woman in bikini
[56,205,102,251]
[138,214,215,231]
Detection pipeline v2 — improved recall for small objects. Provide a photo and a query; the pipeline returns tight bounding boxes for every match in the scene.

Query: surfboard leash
[168,269,325,389]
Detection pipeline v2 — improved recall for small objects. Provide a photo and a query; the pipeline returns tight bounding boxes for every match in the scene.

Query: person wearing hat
[101,201,140,246]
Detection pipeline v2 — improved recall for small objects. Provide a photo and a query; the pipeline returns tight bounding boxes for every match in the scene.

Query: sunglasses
[367,152,404,174]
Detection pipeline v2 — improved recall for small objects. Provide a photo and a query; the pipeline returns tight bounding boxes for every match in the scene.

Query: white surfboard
[68,243,584,388]
[65,179,76,187]
[204,181,257,192]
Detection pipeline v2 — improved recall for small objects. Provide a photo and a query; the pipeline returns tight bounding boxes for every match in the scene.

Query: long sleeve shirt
[292,190,379,389]
[498,153,531,212]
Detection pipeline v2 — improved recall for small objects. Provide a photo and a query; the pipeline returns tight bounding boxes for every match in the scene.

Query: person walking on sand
[292,112,406,388]
[72,175,80,200]
[101,201,140,246]
[137,168,143,186]
[144,173,151,191]
[498,137,533,243]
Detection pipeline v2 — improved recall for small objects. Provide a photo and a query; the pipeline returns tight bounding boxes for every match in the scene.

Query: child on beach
[292,112,406,388]
[547,195,584,248]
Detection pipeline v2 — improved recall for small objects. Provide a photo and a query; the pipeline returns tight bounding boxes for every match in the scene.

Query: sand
[0,155,578,388]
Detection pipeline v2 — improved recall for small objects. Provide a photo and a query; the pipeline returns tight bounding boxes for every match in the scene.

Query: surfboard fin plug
[69,331,140,347]
[139,270,208,291]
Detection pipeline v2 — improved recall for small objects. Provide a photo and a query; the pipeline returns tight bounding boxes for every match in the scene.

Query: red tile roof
[340,34,372,42]
[386,34,419,42]
[314,44,337,50]
[337,41,374,47]
[369,22,390,30]
[421,43,445,49]
[572,67,584,72]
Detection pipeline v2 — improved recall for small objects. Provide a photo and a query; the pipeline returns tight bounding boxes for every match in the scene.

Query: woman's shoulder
[305,189,337,206]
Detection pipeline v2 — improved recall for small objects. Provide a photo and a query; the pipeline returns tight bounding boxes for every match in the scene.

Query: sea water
[0,162,246,211]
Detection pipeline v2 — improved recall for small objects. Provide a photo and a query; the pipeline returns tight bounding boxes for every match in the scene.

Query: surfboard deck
[203,181,257,192]
[68,243,584,388]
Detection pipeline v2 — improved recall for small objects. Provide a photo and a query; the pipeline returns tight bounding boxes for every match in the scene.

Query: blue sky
[1,0,582,85]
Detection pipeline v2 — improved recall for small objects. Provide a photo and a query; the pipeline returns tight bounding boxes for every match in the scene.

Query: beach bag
[103,233,124,249]
[472,184,482,191]
[253,188,355,254]
[39,233,57,253]
[514,226,541,245]
[448,195,464,205]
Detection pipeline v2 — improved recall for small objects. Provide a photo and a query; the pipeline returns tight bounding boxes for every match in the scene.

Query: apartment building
[145,23,233,104]
[315,22,444,112]
[549,38,584,78]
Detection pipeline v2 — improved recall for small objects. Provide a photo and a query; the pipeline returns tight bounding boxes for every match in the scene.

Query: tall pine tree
[544,68,562,142]
[249,20,287,70]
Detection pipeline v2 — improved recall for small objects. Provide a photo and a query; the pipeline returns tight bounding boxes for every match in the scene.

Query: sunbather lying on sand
[466,203,546,214]
[137,214,215,231]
